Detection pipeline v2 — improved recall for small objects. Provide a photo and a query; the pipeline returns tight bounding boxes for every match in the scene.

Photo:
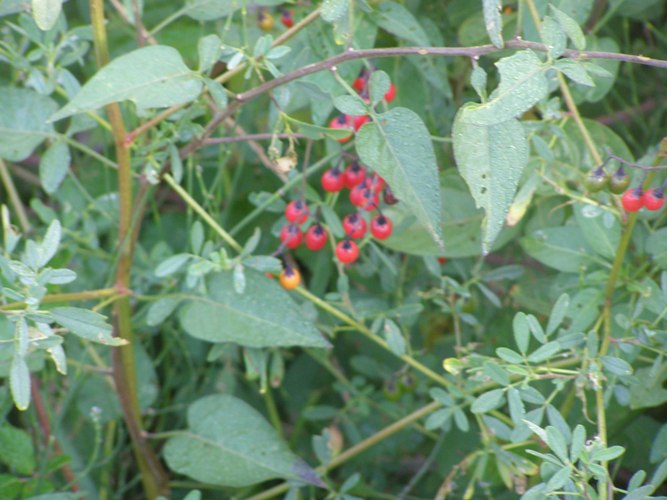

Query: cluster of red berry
[328,69,397,143]
[279,162,395,266]
[585,161,666,212]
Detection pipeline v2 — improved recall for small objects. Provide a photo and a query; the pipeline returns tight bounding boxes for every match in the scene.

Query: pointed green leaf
[550,5,586,50]
[460,50,549,126]
[356,107,443,248]
[0,88,57,161]
[453,107,528,252]
[51,307,126,346]
[482,0,503,48]
[10,354,30,411]
[50,46,203,122]
[164,395,323,487]
[32,0,63,30]
[180,271,331,348]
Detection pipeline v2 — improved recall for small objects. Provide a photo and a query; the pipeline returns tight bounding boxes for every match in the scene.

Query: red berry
[642,188,665,211]
[321,168,344,192]
[305,224,328,251]
[280,10,294,28]
[350,184,378,211]
[343,162,366,189]
[336,240,359,264]
[353,77,366,93]
[384,83,396,103]
[370,214,393,240]
[329,115,354,143]
[280,224,303,249]
[621,188,644,212]
[353,115,370,131]
[437,257,448,265]
[364,174,384,194]
[285,200,308,224]
[342,213,367,239]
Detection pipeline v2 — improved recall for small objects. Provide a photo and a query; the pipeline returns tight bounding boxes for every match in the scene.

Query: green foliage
[1,1,667,499]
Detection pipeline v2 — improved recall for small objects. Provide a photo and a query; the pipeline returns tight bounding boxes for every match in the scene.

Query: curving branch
[177,39,667,161]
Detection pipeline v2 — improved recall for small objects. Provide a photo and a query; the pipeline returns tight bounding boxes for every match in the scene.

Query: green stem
[0,159,30,232]
[295,286,452,388]
[0,288,118,311]
[162,173,243,253]
[88,0,169,496]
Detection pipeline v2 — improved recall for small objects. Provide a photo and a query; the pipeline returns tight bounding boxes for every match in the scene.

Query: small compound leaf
[471,388,505,414]
[165,394,323,487]
[38,219,61,268]
[453,107,528,253]
[356,107,443,249]
[147,297,183,326]
[180,270,330,348]
[50,46,203,122]
[51,307,126,346]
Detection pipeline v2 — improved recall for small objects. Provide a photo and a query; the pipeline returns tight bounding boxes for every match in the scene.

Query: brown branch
[176,39,667,162]
[203,132,306,145]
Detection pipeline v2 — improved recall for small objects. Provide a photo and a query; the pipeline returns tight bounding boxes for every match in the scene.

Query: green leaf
[155,254,190,277]
[546,294,570,336]
[147,297,182,326]
[356,107,443,249]
[471,388,505,414]
[38,219,61,268]
[333,95,367,116]
[545,466,571,492]
[513,312,531,353]
[507,388,525,425]
[555,59,595,86]
[482,0,503,48]
[545,425,569,463]
[321,0,347,23]
[184,0,241,21]
[369,70,390,106]
[527,341,561,363]
[164,395,323,487]
[425,408,453,430]
[483,361,510,386]
[198,34,222,73]
[284,115,351,141]
[496,347,523,364]
[383,319,406,356]
[373,2,430,46]
[570,424,586,462]
[32,0,62,30]
[646,228,667,269]
[550,5,586,50]
[458,50,549,126]
[521,226,596,273]
[10,353,30,411]
[453,108,528,252]
[39,140,70,194]
[540,16,566,59]
[0,424,35,474]
[180,271,331,348]
[51,307,126,346]
[50,46,203,122]
[591,445,625,462]
[379,173,519,257]
[0,88,57,161]
[601,355,633,377]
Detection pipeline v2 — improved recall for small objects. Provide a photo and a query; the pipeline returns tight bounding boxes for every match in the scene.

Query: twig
[203,132,306,145]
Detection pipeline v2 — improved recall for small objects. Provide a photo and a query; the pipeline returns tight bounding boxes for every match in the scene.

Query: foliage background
[1,0,667,499]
